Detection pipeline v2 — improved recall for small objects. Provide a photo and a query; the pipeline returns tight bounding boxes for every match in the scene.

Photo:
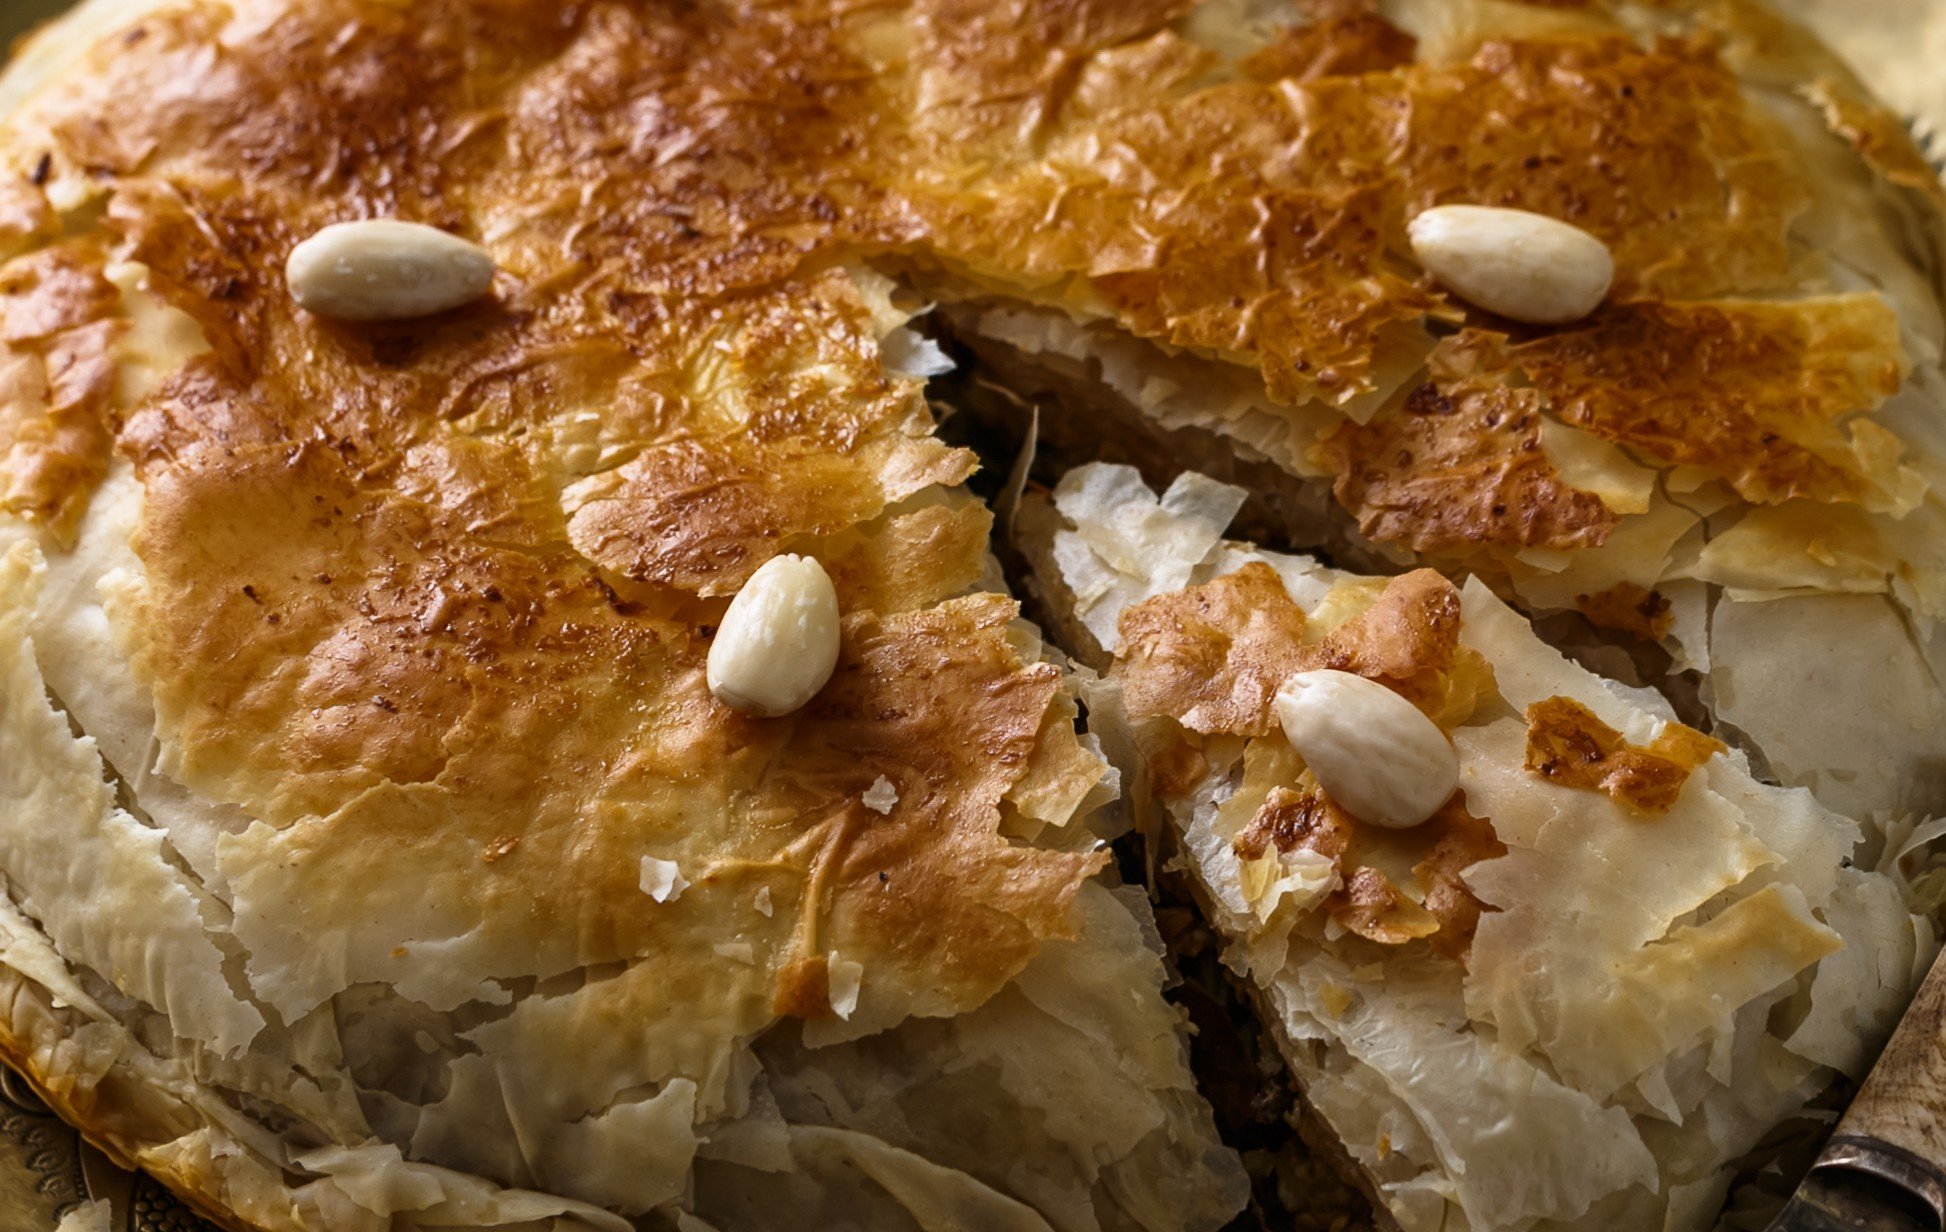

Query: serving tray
[0,1069,206,1232]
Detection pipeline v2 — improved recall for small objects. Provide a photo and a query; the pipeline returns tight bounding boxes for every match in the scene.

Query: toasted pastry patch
[1235,783,1501,956]
[1116,565,1492,739]
[1523,695,1726,813]
[1411,800,1507,960]
[1495,297,1915,510]
[1330,865,1441,945]
[1233,783,1354,863]
[1320,362,1618,556]
[1116,561,1312,736]
[1288,569,1494,727]
[1573,581,1674,640]
[1238,6,1416,81]
[1393,37,1807,300]
[0,242,123,537]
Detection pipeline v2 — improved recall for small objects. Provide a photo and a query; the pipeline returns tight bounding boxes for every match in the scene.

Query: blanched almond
[707,554,841,717]
[286,219,495,321]
[1274,669,1458,829]
[1407,205,1613,325]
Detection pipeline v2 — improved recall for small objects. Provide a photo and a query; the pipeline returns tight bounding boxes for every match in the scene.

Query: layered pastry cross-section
[1022,463,1939,1232]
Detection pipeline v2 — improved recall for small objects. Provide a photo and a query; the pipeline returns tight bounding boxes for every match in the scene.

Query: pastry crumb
[862,775,899,814]
[828,952,863,1020]
[639,856,689,904]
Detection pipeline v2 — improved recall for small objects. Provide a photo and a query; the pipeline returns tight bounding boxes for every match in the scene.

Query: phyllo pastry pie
[1023,463,1939,1232]
[3,0,1945,1230]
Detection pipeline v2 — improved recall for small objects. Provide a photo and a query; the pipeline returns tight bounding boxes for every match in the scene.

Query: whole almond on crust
[286,219,495,321]
[1408,205,1614,325]
[1274,668,1459,829]
[707,554,842,717]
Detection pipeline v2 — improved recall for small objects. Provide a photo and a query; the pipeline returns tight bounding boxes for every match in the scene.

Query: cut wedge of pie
[1021,462,1935,1230]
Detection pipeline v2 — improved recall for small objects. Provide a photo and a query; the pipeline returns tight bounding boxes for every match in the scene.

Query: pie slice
[1022,462,1936,1232]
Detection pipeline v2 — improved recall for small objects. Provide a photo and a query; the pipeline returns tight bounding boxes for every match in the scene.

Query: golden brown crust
[0,175,54,256]
[0,239,122,539]
[1486,297,1911,508]
[1329,866,1441,947]
[1115,567,1491,739]
[1523,695,1726,813]
[1147,733,1213,802]
[0,12,1141,1207]
[796,595,1111,1008]
[125,423,1101,1008]
[818,501,994,614]
[1234,784,1500,957]
[0,974,261,1232]
[556,281,975,596]
[1573,582,1675,641]
[1115,561,1312,737]
[1410,801,1507,961]
[1329,286,1915,555]
[1391,36,1807,302]
[1233,783,1353,864]
[11,0,1916,551]
[917,21,1819,407]
[1803,74,1946,213]
[0,0,1938,1225]
[772,953,835,1019]
[1320,353,1619,557]
[1124,562,1504,960]
[1238,5,1416,83]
